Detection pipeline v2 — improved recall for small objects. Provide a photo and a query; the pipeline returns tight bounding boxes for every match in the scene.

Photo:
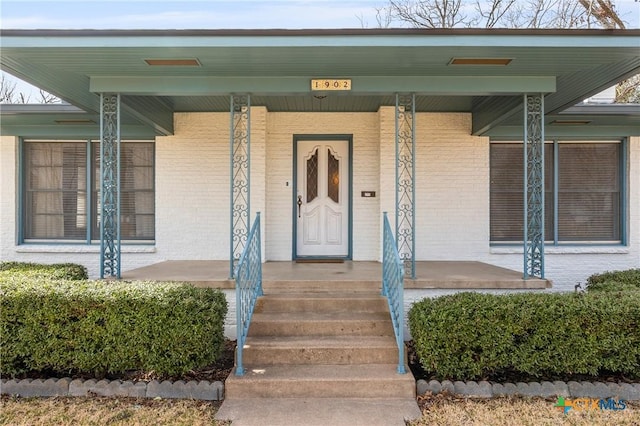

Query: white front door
[296,140,349,257]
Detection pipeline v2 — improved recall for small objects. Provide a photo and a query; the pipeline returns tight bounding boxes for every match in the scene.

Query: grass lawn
[411,393,640,425]
[0,397,228,426]
[2,395,638,425]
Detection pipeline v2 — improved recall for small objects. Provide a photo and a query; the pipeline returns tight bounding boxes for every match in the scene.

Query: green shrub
[586,268,640,292]
[0,262,88,281]
[409,291,640,381]
[1,277,227,377]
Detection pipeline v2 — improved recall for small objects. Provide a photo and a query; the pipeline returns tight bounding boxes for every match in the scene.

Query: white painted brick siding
[0,136,18,261]
[155,113,230,261]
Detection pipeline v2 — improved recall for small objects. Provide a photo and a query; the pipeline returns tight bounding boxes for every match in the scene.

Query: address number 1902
[311,79,352,91]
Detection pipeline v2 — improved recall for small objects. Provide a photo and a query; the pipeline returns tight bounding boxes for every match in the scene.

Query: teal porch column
[395,93,416,279]
[230,95,251,278]
[523,93,545,279]
[99,93,121,278]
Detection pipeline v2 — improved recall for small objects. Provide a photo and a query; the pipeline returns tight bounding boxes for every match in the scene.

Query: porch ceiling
[1,29,639,136]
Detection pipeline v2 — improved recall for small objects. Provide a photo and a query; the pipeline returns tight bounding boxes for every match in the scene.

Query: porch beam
[99,93,121,279]
[90,75,556,96]
[230,95,251,278]
[119,95,174,136]
[523,93,545,280]
[395,93,416,279]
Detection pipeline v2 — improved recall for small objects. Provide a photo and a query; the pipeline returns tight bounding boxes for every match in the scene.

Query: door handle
[297,195,303,218]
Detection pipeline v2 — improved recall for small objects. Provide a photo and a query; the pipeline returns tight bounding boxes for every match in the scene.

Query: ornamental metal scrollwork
[100,93,121,278]
[230,95,251,278]
[395,93,416,279]
[524,94,545,279]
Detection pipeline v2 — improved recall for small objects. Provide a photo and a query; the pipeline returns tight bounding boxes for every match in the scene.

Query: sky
[0,0,637,30]
[1,0,639,98]
[0,0,390,30]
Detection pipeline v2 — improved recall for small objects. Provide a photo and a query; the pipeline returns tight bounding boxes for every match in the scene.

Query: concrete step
[254,293,389,314]
[224,364,415,399]
[263,280,381,293]
[242,336,399,365]
[215,397,422,426]
[249,311,394,337]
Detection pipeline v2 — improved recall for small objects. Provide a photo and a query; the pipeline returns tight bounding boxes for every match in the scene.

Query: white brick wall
[0,136,18,261]
[155,113,230,261]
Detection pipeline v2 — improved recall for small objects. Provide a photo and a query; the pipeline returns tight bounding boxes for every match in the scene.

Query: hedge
[0,261,88,281]
[1,276,227,377]
[586,268,640,293]
[409,292,640,381]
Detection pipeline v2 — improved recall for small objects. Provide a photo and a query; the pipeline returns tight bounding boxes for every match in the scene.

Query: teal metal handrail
[234,212,262,376]
[382,212,406,374]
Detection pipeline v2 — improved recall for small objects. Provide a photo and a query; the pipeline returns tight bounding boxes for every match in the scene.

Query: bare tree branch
[1,73,61,104]
[615,74,640,103]
[390,0,467,28]
[0,74,19,103]
[37,89,61,104]
[475,0,518,28]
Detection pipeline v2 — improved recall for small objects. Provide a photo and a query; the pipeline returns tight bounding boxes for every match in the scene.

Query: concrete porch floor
[121,261,550,290]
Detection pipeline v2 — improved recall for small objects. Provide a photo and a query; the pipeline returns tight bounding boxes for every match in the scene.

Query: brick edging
[2,378,639,401]
[417,379,640,401]
[1,378,224,400]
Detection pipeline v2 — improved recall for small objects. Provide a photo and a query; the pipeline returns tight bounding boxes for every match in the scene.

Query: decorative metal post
[395,93,416,279]
[523,94,545,279]
[100,93,121,278]
[230,95,251,278]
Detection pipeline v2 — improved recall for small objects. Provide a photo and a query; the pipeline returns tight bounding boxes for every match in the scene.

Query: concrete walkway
[214,397,422,425]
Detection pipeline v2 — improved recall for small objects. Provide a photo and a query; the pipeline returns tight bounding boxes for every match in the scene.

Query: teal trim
[347,134,355,261]
[620,138,628,246]
[86,139,92,244]
[553,140,559,246]
[90,75,556,96]
[16,138,24,244]
[486,126,640,139]
[4,30,640,49]
[0,126,157,139]
[292,134,353,260]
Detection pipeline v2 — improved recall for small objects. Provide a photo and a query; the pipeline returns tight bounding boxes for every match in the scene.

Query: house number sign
[311,79,351,91]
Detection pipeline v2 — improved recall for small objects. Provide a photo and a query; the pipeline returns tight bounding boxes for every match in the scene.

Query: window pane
[327,149,340,203]
[558,143,620,241]
[490,143,553,242]
[24,142,87,239]
[93,142,155,240]
[306,148,318,203]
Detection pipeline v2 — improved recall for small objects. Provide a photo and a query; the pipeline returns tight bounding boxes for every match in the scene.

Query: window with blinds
[490,141,622,244]
[24,142,88,239]
[23,140,155,242]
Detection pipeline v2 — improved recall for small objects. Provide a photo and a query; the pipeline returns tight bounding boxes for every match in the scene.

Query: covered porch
[2,29,638,287]
[121,260,550,290]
